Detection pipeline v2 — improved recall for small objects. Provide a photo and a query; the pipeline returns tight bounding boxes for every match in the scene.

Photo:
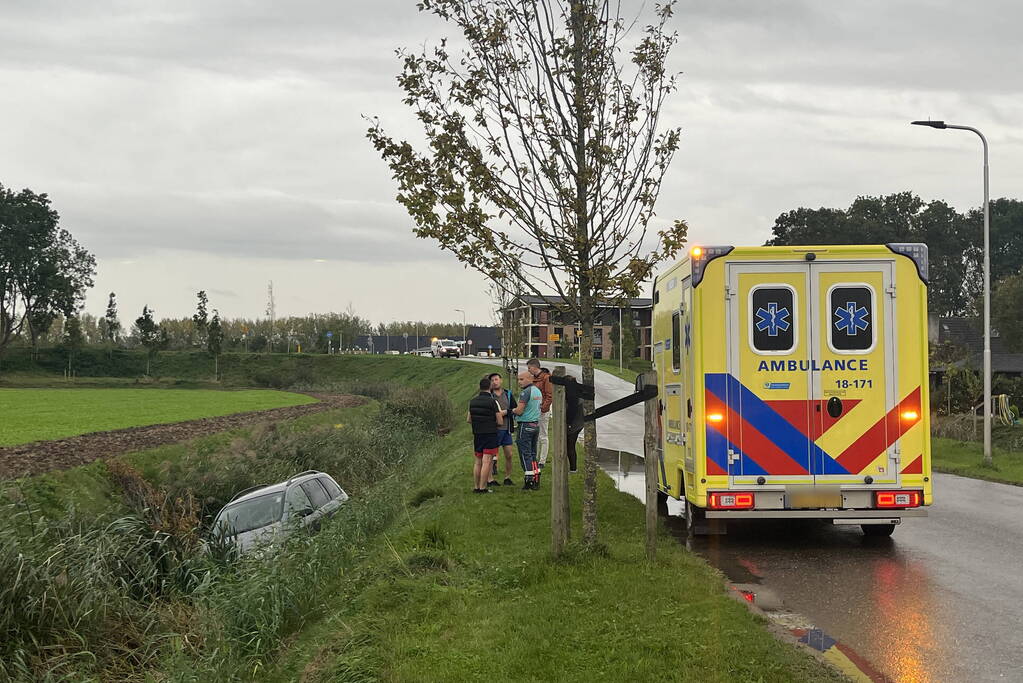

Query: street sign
[549,333,561,341]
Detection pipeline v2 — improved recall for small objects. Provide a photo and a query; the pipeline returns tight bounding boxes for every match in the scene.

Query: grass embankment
[0,388,317,446]
[932,437,1023,486]
[270,429,841,682]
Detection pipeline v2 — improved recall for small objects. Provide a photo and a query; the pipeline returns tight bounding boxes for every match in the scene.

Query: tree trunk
[572,1,599,547]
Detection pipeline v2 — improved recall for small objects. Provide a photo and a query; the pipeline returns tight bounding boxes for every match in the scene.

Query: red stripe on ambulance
[705,390,810,475]
[836,387,921,474]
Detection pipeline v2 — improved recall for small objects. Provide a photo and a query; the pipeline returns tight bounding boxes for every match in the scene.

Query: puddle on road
[596,448,917,683]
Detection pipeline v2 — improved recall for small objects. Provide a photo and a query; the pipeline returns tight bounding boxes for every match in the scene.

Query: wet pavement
[464,358,1023,681]
[598,449,1023,683]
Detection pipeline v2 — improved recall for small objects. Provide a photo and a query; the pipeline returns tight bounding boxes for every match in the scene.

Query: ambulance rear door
[723,262,815,485]
[809,261,901,485]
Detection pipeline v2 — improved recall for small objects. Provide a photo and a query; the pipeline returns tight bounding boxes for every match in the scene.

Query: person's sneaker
[522,481,533,491]
[487,480,500,488]
[503,478,514,486]
[531,480,541,491]
[479,488,493,494]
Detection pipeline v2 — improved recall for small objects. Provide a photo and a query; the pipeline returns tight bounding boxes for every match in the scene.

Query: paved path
[462,357,1023,682]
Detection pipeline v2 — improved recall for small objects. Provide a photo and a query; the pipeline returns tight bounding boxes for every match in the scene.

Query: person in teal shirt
[513,371,542,489]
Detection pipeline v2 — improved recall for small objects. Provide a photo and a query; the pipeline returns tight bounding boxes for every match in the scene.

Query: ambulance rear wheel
[861,523,895,537]
[685,500,707,536]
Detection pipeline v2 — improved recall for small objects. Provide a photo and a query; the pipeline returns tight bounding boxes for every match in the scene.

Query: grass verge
[267,425,842,682]
[932,437,1023,485]
[0,387,317,446]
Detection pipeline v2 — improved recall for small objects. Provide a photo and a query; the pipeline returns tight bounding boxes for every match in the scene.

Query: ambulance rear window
[750,286,795,354]
[829,285,875,353]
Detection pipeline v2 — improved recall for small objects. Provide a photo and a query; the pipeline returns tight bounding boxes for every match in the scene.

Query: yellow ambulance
[651,244,931,536]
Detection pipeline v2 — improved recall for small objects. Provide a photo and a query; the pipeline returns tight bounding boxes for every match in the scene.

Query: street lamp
[911,119,992,465]
[455,308,466,356]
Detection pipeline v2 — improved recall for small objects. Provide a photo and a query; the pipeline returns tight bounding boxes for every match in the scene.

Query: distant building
[500,295,652,361]
[934,316,1023,377]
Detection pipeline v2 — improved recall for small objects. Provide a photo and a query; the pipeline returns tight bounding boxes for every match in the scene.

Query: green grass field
[0,388,317,446]
[932,437,1023,486]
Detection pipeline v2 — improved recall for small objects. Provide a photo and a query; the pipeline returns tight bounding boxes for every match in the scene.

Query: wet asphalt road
[462,358,1023,682]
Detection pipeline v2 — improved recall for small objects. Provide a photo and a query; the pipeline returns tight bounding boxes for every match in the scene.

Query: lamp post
[455,308,466,357]
[912,120,992,465]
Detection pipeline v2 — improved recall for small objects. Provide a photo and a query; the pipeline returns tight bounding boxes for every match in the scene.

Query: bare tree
[369,0,687,546]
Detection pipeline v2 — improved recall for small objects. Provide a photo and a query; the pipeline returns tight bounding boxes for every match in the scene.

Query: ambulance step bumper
[704,509,928,520]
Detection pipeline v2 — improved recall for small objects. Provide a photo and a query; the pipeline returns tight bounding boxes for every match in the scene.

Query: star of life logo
[755,303,791,337]
[834,302,869,335]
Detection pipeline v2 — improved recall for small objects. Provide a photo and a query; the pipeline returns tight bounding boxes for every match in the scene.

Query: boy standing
[489,372,516,486]
[467,377,503,494]
[513,370,542,490]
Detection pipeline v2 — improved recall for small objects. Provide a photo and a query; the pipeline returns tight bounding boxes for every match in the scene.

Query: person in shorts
[489,372,516,486]
[467,377,503,494]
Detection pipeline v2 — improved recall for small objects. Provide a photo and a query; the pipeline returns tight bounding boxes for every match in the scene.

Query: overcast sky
[1,0,1020,325]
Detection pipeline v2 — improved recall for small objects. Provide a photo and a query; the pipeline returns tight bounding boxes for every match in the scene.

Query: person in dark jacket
[467,377,503,493]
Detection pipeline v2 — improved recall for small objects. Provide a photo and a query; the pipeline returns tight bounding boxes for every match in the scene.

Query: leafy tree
[965,198,1023,286]
[993,273,1023,353]
[103,292,121,357]
[208,309,224,380]
[62,314,85,376]
[612,313,638,362]
[134,305,161,375]
[0,184,96,362]
[369,0,687,546]
[192,290,209,348]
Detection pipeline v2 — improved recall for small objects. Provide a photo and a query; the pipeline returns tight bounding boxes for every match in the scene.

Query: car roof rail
[229,484,269,503]
[286,470,321,485]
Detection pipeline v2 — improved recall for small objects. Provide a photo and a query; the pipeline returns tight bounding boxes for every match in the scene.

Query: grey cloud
[60,187,441,263]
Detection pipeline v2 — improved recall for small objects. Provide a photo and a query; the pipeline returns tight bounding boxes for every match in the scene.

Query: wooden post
[551,365,570,554]
[642,371,659,561]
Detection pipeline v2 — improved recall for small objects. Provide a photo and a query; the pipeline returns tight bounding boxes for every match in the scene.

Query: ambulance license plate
[786,486,842,509]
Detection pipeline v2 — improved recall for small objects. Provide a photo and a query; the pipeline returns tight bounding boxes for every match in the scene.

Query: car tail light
[708,491,755,509]
[875,490,922,508]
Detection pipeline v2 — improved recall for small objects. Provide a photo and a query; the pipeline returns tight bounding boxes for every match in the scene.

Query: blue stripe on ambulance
[705,373,850,476]
[705,424,768,476]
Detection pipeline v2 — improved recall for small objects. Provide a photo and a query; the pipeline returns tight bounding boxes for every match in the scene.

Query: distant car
[431,339,460,358]
[210,471,349,555]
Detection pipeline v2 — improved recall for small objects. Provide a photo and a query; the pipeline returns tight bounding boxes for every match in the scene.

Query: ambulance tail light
[706,412,725,424]
[691,245,734,287]
[708,491,755,509]
[874,490,922,508]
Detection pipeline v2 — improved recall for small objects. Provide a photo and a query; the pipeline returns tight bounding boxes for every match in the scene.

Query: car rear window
[318,476,343,499]
[301,479,331,509]
[215,493,284,535]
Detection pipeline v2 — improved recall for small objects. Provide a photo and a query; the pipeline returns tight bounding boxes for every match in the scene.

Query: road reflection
[597,448,957,683]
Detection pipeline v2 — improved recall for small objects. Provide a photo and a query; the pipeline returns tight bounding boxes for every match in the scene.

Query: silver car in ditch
[211,470,349,554]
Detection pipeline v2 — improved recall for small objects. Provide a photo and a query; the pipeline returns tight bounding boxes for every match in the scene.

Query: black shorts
[473,432,499,457]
